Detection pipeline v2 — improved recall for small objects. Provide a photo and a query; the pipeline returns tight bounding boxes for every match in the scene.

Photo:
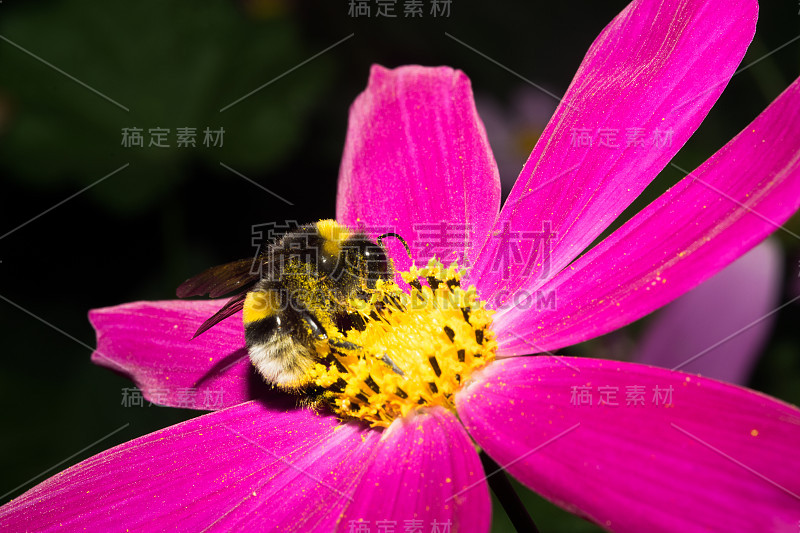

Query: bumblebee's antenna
[377,232,412,260]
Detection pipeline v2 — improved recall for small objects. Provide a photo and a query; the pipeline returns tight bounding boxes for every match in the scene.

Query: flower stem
[479,450,539,533]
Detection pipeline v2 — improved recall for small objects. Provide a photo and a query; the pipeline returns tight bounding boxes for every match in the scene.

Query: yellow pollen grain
[310,259,497,427]
[750,429,758,437]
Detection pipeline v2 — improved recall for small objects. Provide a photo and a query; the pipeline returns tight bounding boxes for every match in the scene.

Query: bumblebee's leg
[289,300,361,350]
[326,338,405,377]
[328,338,361,351]
[288,295,406,376]
[379,354,405,376]
[293,305,329,340]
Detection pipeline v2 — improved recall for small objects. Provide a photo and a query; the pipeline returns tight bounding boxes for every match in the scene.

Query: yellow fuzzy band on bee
[243,290,281,324]
[311,259,497,428]
[316,219,351,257]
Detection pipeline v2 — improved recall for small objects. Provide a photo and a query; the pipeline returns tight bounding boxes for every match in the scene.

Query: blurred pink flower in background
[3,1,800,532]
[476,87,557,195]
[635,239,782,384]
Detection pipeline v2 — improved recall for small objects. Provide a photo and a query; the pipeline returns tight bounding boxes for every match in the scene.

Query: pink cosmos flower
[4,0,800,531]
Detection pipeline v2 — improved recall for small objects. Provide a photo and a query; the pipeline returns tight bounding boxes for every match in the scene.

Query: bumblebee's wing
[193,293,247,338]
[176,258,262,298]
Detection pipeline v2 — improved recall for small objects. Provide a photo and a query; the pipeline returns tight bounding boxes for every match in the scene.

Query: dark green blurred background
[1,1,798,531]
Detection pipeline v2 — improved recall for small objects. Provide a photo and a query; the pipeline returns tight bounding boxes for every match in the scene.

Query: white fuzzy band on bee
[247,335,318,390]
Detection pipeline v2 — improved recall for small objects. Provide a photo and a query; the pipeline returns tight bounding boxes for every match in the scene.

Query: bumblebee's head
[314,220,394,288]
[342,236,392,286]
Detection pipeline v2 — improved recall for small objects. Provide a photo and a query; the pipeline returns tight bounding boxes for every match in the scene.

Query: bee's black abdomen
[244,314,282,346]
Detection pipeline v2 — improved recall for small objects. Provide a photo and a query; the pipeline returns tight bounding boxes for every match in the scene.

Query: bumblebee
[177,220,403,390]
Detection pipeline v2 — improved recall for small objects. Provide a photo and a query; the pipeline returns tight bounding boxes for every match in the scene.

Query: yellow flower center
[311,259,497,428]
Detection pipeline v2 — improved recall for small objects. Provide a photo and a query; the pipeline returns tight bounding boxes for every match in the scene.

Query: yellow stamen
[311,259,497,428]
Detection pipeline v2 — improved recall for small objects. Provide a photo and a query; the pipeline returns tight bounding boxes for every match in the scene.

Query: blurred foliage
[0,1,798,532]
[0,0,329,212]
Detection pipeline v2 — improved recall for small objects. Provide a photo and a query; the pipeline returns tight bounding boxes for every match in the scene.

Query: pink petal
[457,357,800,532]
[336,64,501,272]
[496,75,800,354]
[90,299,259,410]
[0,401,380,532]
[468,0,757,306]
[337,407,491,533]
[634,239,782,384]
